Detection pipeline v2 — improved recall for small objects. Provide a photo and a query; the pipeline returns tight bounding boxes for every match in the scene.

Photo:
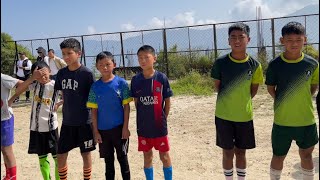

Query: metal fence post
[271,18,276,59]
[213,24,218,60]
[162,29,169,78]
[81,36,86,66]
[47,39,50,50]
[120,32,126,79]
[187,27,192,62]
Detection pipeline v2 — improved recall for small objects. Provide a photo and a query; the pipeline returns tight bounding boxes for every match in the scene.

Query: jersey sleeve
[86,85,98,109]
[130,76,137,98]
[211,59,221,80]
[121,79,133,105]
[265,61,277,86]
[162,74,173,99]
[311,63,319,85]
[54,70,62,90]
[252,64,264,84]
[1,74,19,89]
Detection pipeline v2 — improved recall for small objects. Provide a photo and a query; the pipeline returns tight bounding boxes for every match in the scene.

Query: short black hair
[228,22,250,37]
[60,38,81,52]
[31,60,50,73]
[48,49,55,53]
[96,51,114,64]
[137,45,155,55]
[281,21,305,36]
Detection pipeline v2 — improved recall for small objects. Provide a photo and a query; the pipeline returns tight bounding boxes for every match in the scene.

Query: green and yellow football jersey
[211,53,264,122]
[265,52,319,127]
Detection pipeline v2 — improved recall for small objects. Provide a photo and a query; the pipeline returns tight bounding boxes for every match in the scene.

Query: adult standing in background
[14,52,32,102]
[36,47,49,65]
[48,49,67,80]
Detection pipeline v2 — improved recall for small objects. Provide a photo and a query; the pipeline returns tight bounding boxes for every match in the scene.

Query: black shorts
[215,116,256,150]
[98,125,129,158]
[28,129,59,156]
[57,124,96,154]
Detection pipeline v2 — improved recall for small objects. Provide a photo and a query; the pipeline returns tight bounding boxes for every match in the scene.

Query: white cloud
[229,0,318,20]
[87,26,96,34]
[121,23,135,31]
[120,11,217,31]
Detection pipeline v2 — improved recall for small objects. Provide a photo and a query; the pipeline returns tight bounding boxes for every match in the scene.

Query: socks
[38,154,51,180]
[83,167,92,180]
[58,165,68,180]
[236,168,246,180]
[301,167,315,180]
[6,166,17,180]
[224,169,233,180]
[144,167,154,180]
[270,167,282,180]
[53,155,59,180]
[163,166,173,180]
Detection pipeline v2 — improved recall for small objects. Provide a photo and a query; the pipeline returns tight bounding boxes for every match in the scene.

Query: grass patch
[171,71,214,96]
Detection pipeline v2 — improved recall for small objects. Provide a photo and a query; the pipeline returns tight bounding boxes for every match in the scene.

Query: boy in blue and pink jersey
[131,45,173,180]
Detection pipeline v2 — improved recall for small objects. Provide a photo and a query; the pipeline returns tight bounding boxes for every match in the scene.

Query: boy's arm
[91,108,102,143]
[267,85,276,99]
[122,104,130,139]
[251,84,259,98]
[164,97,171,118]
[311,85,318,96]
[214,79,220,92]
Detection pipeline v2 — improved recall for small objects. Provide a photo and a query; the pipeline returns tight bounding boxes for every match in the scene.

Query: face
[280,34,306,54]
[228,30,250,53]
[35,67,50,84]
[37,51,44,57]
[48,51,54,58]
[19,54,25,60]
[137,51,156,70]
[96,58,115,76]
[61,48,81,66]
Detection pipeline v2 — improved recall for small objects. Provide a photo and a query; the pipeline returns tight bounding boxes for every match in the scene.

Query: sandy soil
[1,88,319,180]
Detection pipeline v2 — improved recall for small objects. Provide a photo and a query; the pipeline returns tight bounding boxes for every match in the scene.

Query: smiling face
[228,30,250,54]
[96,58,115,76]
[280,33,306,55]
[137,51,156,71]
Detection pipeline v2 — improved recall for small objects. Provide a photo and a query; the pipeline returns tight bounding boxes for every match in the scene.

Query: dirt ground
[1,87,319,180]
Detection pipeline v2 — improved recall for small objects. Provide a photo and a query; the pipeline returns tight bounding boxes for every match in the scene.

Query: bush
[171,71,214,96]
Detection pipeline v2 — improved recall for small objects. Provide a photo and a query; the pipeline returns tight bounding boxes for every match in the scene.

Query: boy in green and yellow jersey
[211,22,264,180]
[266,21,319,180]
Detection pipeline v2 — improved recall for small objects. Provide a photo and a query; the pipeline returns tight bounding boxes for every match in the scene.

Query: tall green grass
[171,71,214,96]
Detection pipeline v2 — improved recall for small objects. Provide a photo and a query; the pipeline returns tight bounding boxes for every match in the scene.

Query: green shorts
[272,123,319,156]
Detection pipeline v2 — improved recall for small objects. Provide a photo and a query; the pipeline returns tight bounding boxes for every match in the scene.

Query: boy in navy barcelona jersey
[54,38,96,180]
[87,51,132,180]
[211,22,264,180]
[266,22,319,180]
[131,45,173,180]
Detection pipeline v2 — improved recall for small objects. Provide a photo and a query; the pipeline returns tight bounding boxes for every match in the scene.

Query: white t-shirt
[1,74,19,121]
[29,80,59,132]
[49,58,59,75]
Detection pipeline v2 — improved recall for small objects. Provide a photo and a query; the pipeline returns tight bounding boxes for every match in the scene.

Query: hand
[8,99,14,107]
[18,66,24,69]
[94,132,102,144]
[53,101,63,111]
[122,128,130,139]
[32,67,48,80]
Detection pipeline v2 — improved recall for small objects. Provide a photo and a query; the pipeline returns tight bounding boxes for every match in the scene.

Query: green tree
[303,44,319,60]
[1,32,34,75]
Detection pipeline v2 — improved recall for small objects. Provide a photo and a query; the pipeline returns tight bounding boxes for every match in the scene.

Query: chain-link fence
[4,14,319,79]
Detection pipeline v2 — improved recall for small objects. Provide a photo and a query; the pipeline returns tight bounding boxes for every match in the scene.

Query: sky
[1,0,319,41]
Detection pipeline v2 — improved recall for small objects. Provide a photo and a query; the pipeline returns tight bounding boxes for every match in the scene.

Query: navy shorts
[57,124,96,154]
[1,116,14,146]
[215,116,256,150]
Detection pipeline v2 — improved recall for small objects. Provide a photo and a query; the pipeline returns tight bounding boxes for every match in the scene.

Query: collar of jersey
[228,53,249,63]
[280,52,304,63]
